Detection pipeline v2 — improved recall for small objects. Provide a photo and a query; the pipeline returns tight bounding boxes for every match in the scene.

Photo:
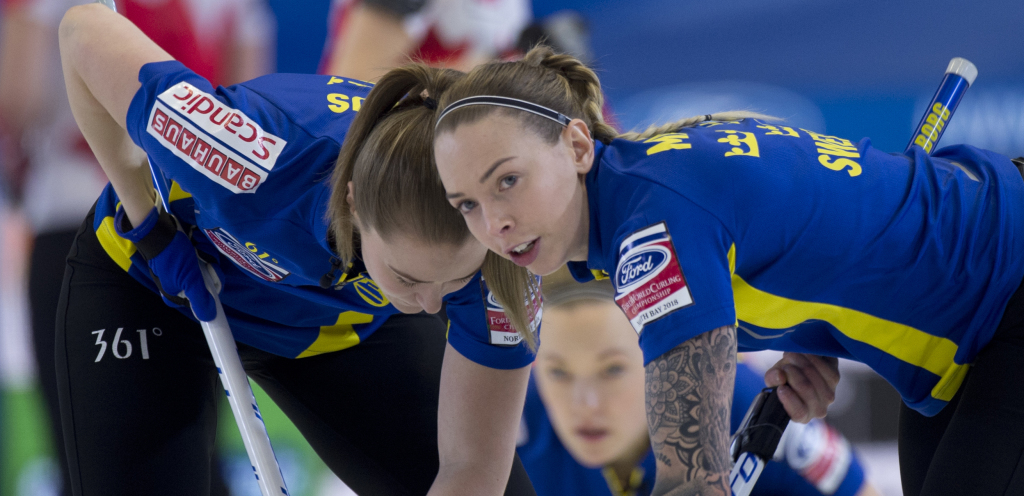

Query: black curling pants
[29,228,80,496]
[34,228,229,496]
[55,209,536,496]
[898,279,1024,495]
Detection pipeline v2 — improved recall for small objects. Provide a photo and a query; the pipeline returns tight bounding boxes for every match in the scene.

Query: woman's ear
[346,181,360,223]
[564,118,595,174]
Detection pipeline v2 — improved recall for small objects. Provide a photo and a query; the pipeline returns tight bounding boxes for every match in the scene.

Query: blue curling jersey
[93,60,534,368]
[568,119,1024,415]
[517,362,865,496]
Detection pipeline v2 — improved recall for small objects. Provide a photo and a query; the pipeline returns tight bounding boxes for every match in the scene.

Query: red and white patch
[482,282,542,347]
[614,222,693,334]
[782,419,852,495]
[156,82,286,169]
[148,104,268,193]
[203,228,290,282]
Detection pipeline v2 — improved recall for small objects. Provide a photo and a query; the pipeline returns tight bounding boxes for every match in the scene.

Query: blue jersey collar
[566,140,609,282]
[585,141,608,268]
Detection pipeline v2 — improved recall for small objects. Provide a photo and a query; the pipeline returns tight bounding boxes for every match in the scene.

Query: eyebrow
[480,156,516,183]
[539,347,628,362]
[596,348,629,360]
[445,156,516,199]
[388,264,478,284]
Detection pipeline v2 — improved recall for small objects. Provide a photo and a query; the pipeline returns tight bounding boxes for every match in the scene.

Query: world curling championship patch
[204,227,290,283]
[614,222,693,334]
[483,282,542,347]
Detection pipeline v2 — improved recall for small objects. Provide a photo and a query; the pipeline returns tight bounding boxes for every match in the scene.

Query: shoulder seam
[230,79,346,152]
[600,152,738,246]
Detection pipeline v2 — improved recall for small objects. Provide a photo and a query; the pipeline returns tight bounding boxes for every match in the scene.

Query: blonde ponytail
[619,111,780,141]
[482,252,541,351]
[329,64,465,265]
[521,46,620,144]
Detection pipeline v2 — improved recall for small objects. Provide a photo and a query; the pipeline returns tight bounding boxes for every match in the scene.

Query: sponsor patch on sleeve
[146,82,288,194]
[614,222,693,334]
[204,228,290,282]
[482,282,542,347]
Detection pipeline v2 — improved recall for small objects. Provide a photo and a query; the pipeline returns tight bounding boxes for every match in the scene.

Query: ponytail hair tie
[704,114,713,122]
[423,97,438,110]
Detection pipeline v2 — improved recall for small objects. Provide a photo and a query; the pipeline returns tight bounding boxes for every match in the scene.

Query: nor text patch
[482,282,542,347]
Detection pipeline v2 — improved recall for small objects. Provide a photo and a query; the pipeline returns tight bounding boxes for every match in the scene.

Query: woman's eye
[443,273,476,291]
[546,368,570,381]
[457,200,477,214]
[396,277,416,288]
[603,364,625,378]
[499,175,518,190]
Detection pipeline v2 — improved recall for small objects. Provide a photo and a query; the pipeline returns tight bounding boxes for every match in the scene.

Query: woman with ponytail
[428,44,1024,495]
[56,4,537,495]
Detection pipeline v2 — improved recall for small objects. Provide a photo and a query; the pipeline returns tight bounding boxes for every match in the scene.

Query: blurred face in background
[534,299,649,467]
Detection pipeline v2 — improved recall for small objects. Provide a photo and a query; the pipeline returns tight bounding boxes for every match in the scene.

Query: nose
[415,286,444,314]
[571,379,601,412]
[482,204,513,239]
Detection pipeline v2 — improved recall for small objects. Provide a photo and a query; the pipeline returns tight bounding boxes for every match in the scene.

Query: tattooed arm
[646,325,737,496]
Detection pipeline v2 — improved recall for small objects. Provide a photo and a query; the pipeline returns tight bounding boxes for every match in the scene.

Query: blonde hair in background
[432,45,776,336]
[328,63,540,351]
[542,266,615,311]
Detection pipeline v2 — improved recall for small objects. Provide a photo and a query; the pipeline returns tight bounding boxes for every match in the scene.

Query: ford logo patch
[616,247,669,291]
[486,290,503,311]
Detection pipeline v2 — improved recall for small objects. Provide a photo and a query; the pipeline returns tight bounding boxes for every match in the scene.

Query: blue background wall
[536,0,1024,154]
[269,0,1024,154]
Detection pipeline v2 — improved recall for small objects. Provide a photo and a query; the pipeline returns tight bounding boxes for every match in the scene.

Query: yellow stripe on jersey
[95,215,137,271]
[728,244,736,275]
[601,465,645,496]
[930,360,970,401]
[729,244,738,326]
[730,245,969,402]
[169,180,192,203]
[296,311,373,358]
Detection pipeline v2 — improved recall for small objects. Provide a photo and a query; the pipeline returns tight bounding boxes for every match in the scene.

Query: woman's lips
[508,238,539,267]
[576,427,609,443]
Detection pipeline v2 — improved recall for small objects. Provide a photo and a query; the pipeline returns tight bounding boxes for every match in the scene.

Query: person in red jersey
[319,0,530,81]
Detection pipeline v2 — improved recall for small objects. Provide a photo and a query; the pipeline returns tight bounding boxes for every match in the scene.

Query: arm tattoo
[646,325,736,496]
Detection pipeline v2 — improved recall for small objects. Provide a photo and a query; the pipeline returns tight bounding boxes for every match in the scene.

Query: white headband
[435,95,572,129]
